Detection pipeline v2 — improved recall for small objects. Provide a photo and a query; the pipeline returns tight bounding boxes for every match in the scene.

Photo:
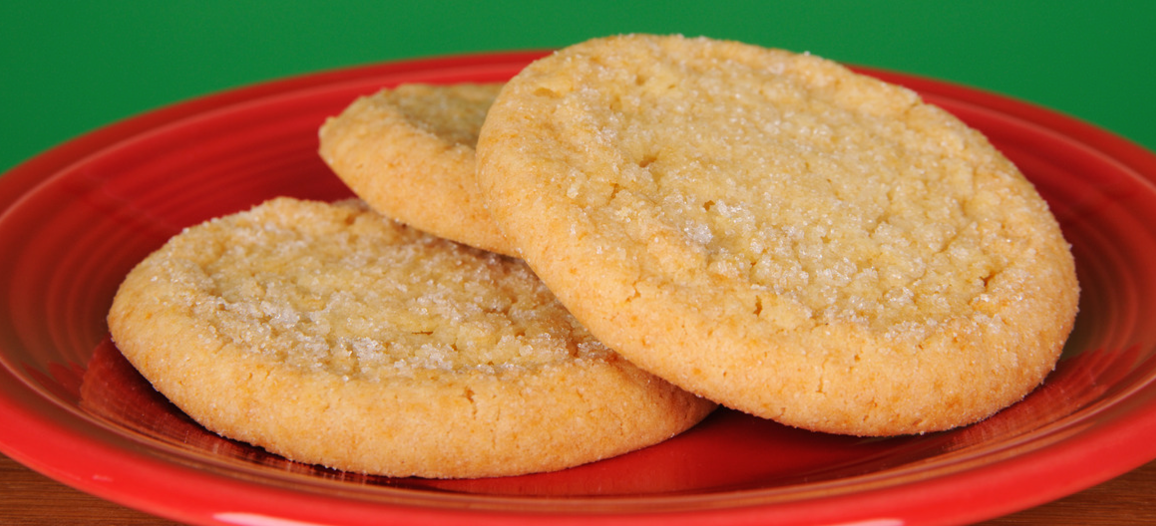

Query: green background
[2,1,1154,173]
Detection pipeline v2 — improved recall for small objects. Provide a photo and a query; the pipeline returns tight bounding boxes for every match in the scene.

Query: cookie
[319,83,516,256]
[475,34,1079,436]
[107,197,714,478]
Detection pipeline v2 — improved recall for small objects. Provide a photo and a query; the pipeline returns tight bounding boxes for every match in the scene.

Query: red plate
[2,51,1156,526]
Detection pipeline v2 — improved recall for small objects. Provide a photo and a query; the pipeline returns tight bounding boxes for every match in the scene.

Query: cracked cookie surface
[476,34,1079,436]
[107,197,714,477]
[319,83,515,255]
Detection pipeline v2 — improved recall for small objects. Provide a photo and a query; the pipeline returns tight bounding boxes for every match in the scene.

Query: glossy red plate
[2,51,1156,526]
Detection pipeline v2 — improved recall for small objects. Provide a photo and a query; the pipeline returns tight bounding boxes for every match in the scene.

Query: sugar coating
[476,35,1080,436]
[387,83,493,147]
[178,199,571,375]
[319,83,515,256]
[107,197,714,477]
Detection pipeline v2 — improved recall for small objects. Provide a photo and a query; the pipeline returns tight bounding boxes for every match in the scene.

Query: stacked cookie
[109,34,1079,479]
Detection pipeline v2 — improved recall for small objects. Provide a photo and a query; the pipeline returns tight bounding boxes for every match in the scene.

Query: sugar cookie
[476,35,1079,436]
[107,197,714,477]
[319,83,515,255]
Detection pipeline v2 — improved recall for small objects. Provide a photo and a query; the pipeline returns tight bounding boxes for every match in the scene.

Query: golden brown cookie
[319,83,515,256]
[107,197,714,478]
[476,34,1079,436]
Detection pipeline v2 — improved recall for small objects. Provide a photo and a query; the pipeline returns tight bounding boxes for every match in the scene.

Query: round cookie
[107,197,715,478]
[319,83,516,256]
[475,34,1079,436]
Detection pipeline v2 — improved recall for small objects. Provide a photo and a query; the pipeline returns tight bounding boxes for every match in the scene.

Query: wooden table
[2,452,1153,525]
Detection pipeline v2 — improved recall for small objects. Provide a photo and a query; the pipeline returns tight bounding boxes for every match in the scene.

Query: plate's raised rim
[2,51,1156,526]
